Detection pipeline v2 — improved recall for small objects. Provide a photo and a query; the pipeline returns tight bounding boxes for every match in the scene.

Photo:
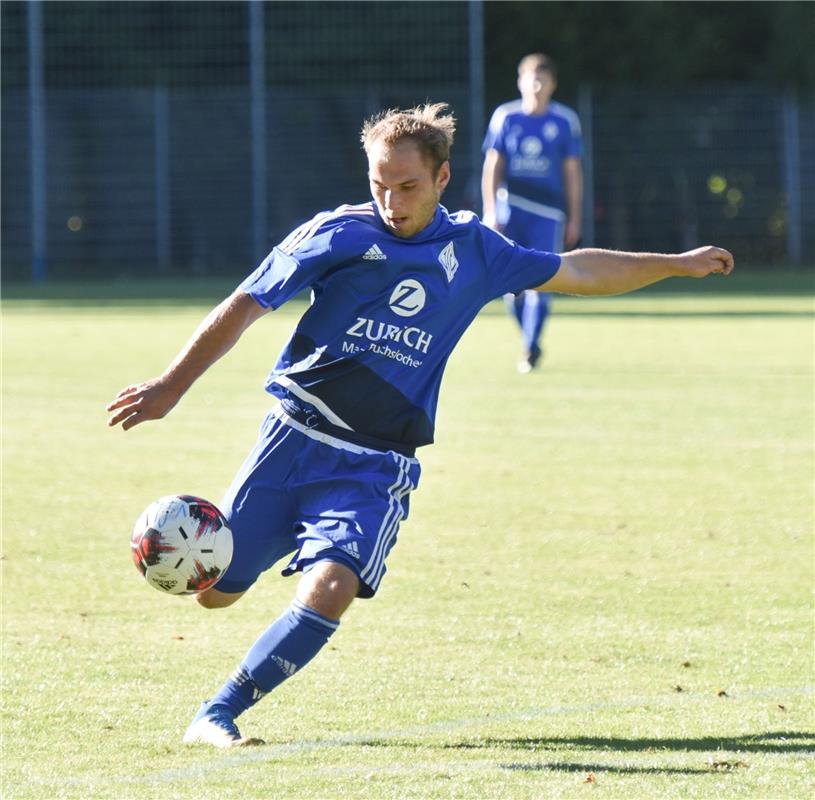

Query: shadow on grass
[442,731,815,755]
[501,761,707,775]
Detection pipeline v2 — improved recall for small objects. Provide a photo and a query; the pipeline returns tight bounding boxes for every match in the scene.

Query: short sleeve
[565,113,583,159]
[481,225,561,300]
[239,214,340,310]
[482,107,509,156]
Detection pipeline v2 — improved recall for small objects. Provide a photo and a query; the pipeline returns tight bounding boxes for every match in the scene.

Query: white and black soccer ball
[130,495,233,595]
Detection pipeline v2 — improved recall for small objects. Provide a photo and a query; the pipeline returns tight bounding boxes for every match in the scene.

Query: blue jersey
[482,99,582,246]
[239,202,560,455]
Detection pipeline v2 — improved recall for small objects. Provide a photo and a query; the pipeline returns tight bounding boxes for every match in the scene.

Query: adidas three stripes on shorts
[215,405,421,598]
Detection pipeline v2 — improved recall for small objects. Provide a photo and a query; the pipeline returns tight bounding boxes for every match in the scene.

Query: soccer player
[482,52,583,372]
[106,103,733,748]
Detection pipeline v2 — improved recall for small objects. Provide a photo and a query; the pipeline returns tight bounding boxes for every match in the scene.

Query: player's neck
[521,96,550,116]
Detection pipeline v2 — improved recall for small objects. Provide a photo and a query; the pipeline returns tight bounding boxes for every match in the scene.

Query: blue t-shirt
[482,99,582,236]
[240,202,560,454]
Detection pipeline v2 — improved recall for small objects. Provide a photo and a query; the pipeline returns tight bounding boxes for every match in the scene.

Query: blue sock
[506,291,525,328]
[522,291,550,355]
[209,599,339,717]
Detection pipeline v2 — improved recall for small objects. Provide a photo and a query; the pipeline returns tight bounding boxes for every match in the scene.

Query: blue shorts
[215,406,421,598]
[503,204,565,254]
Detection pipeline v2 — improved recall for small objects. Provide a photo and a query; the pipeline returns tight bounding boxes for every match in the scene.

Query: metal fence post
[249,0,268,264]
[154,86,171,271]
[27,0,47,281]
[468,0,484,204]
[577,83,595,247]
[781,90,802,267]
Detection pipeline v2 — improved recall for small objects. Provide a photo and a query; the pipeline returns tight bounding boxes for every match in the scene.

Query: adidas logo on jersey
[362,244,387,261]
[339,541,360,560]
[438,242,459,282]
[272,656,298,677]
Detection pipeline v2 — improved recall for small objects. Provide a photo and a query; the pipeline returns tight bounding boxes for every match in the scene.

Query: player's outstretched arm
[106,289,268,431]
[539,245,734,296]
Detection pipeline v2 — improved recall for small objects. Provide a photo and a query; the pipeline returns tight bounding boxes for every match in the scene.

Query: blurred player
[482,52,583,372]
[107,103,733,748]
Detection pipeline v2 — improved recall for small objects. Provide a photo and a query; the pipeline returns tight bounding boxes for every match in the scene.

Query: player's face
[518,67,556,103]
[368,139,451,239]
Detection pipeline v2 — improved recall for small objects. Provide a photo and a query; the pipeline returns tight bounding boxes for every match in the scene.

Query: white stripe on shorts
[360,453,414,591]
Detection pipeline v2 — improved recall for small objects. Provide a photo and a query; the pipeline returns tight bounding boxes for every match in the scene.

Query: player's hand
[678,246,735,278]
[106,377,182,431]
[564,219,581,249]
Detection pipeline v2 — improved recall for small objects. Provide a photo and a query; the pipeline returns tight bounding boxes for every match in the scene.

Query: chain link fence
[585,84,813,266]
[2,1,481,280]
[2,1,812,281]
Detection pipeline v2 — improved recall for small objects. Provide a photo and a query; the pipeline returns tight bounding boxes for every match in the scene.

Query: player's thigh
[287,444,421,598]
[216,412,301,593]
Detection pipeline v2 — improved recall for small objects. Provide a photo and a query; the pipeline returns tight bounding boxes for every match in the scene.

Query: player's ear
[436,161,451,194]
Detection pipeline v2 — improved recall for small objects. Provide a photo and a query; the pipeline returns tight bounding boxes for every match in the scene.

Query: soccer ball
[130,495,233,595]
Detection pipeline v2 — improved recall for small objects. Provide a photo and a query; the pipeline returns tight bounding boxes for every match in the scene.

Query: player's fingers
[107,409,129,428]
[121,411,145,431]
[106,385,142,410]
[107,401,142,428]
[718,248,735,274]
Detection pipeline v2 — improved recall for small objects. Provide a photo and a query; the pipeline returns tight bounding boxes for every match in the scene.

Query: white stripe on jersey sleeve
[279,211,334,255]
[279,204,375,256]
[487,99,523,135]
[550,101,582,137]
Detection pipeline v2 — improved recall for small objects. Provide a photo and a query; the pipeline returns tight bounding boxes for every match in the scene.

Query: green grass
[2,276,813,799]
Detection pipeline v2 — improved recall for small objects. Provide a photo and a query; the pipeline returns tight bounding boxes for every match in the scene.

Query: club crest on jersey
[438,242,458,282]
[543,121,559,141]
[388,279,426,317]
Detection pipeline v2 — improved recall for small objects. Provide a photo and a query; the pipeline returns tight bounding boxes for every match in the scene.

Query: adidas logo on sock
[230,667,267,700]
[339,541,360,559]
[362,244,387,261]
[272,656,298,677]
[230,667,252,686]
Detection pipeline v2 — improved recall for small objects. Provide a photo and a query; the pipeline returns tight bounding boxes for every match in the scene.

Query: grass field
[2,274,813,799]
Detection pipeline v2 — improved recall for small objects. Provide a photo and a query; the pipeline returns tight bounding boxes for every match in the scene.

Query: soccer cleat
[517,346,543,373]
[182,701,264,748]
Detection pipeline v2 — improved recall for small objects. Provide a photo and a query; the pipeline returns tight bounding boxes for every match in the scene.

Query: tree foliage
[484,1,814,106]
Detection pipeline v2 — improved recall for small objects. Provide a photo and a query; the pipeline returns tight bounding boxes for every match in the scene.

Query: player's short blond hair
[517,52,557,79]
[360,103,456,175]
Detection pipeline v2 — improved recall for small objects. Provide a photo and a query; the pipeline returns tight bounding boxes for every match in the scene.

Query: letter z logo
[388,279,426,317]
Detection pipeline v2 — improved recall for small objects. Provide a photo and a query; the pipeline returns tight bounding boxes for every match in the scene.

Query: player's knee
[296,561,359,620]
[195,587,245,609]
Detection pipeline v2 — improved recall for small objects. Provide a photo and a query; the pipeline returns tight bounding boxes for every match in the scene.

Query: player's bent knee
[195,587,246,609]
[296,561,359,621]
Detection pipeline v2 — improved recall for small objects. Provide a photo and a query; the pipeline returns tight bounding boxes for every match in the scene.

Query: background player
[482,52,583,372]
[107,103,733,748]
